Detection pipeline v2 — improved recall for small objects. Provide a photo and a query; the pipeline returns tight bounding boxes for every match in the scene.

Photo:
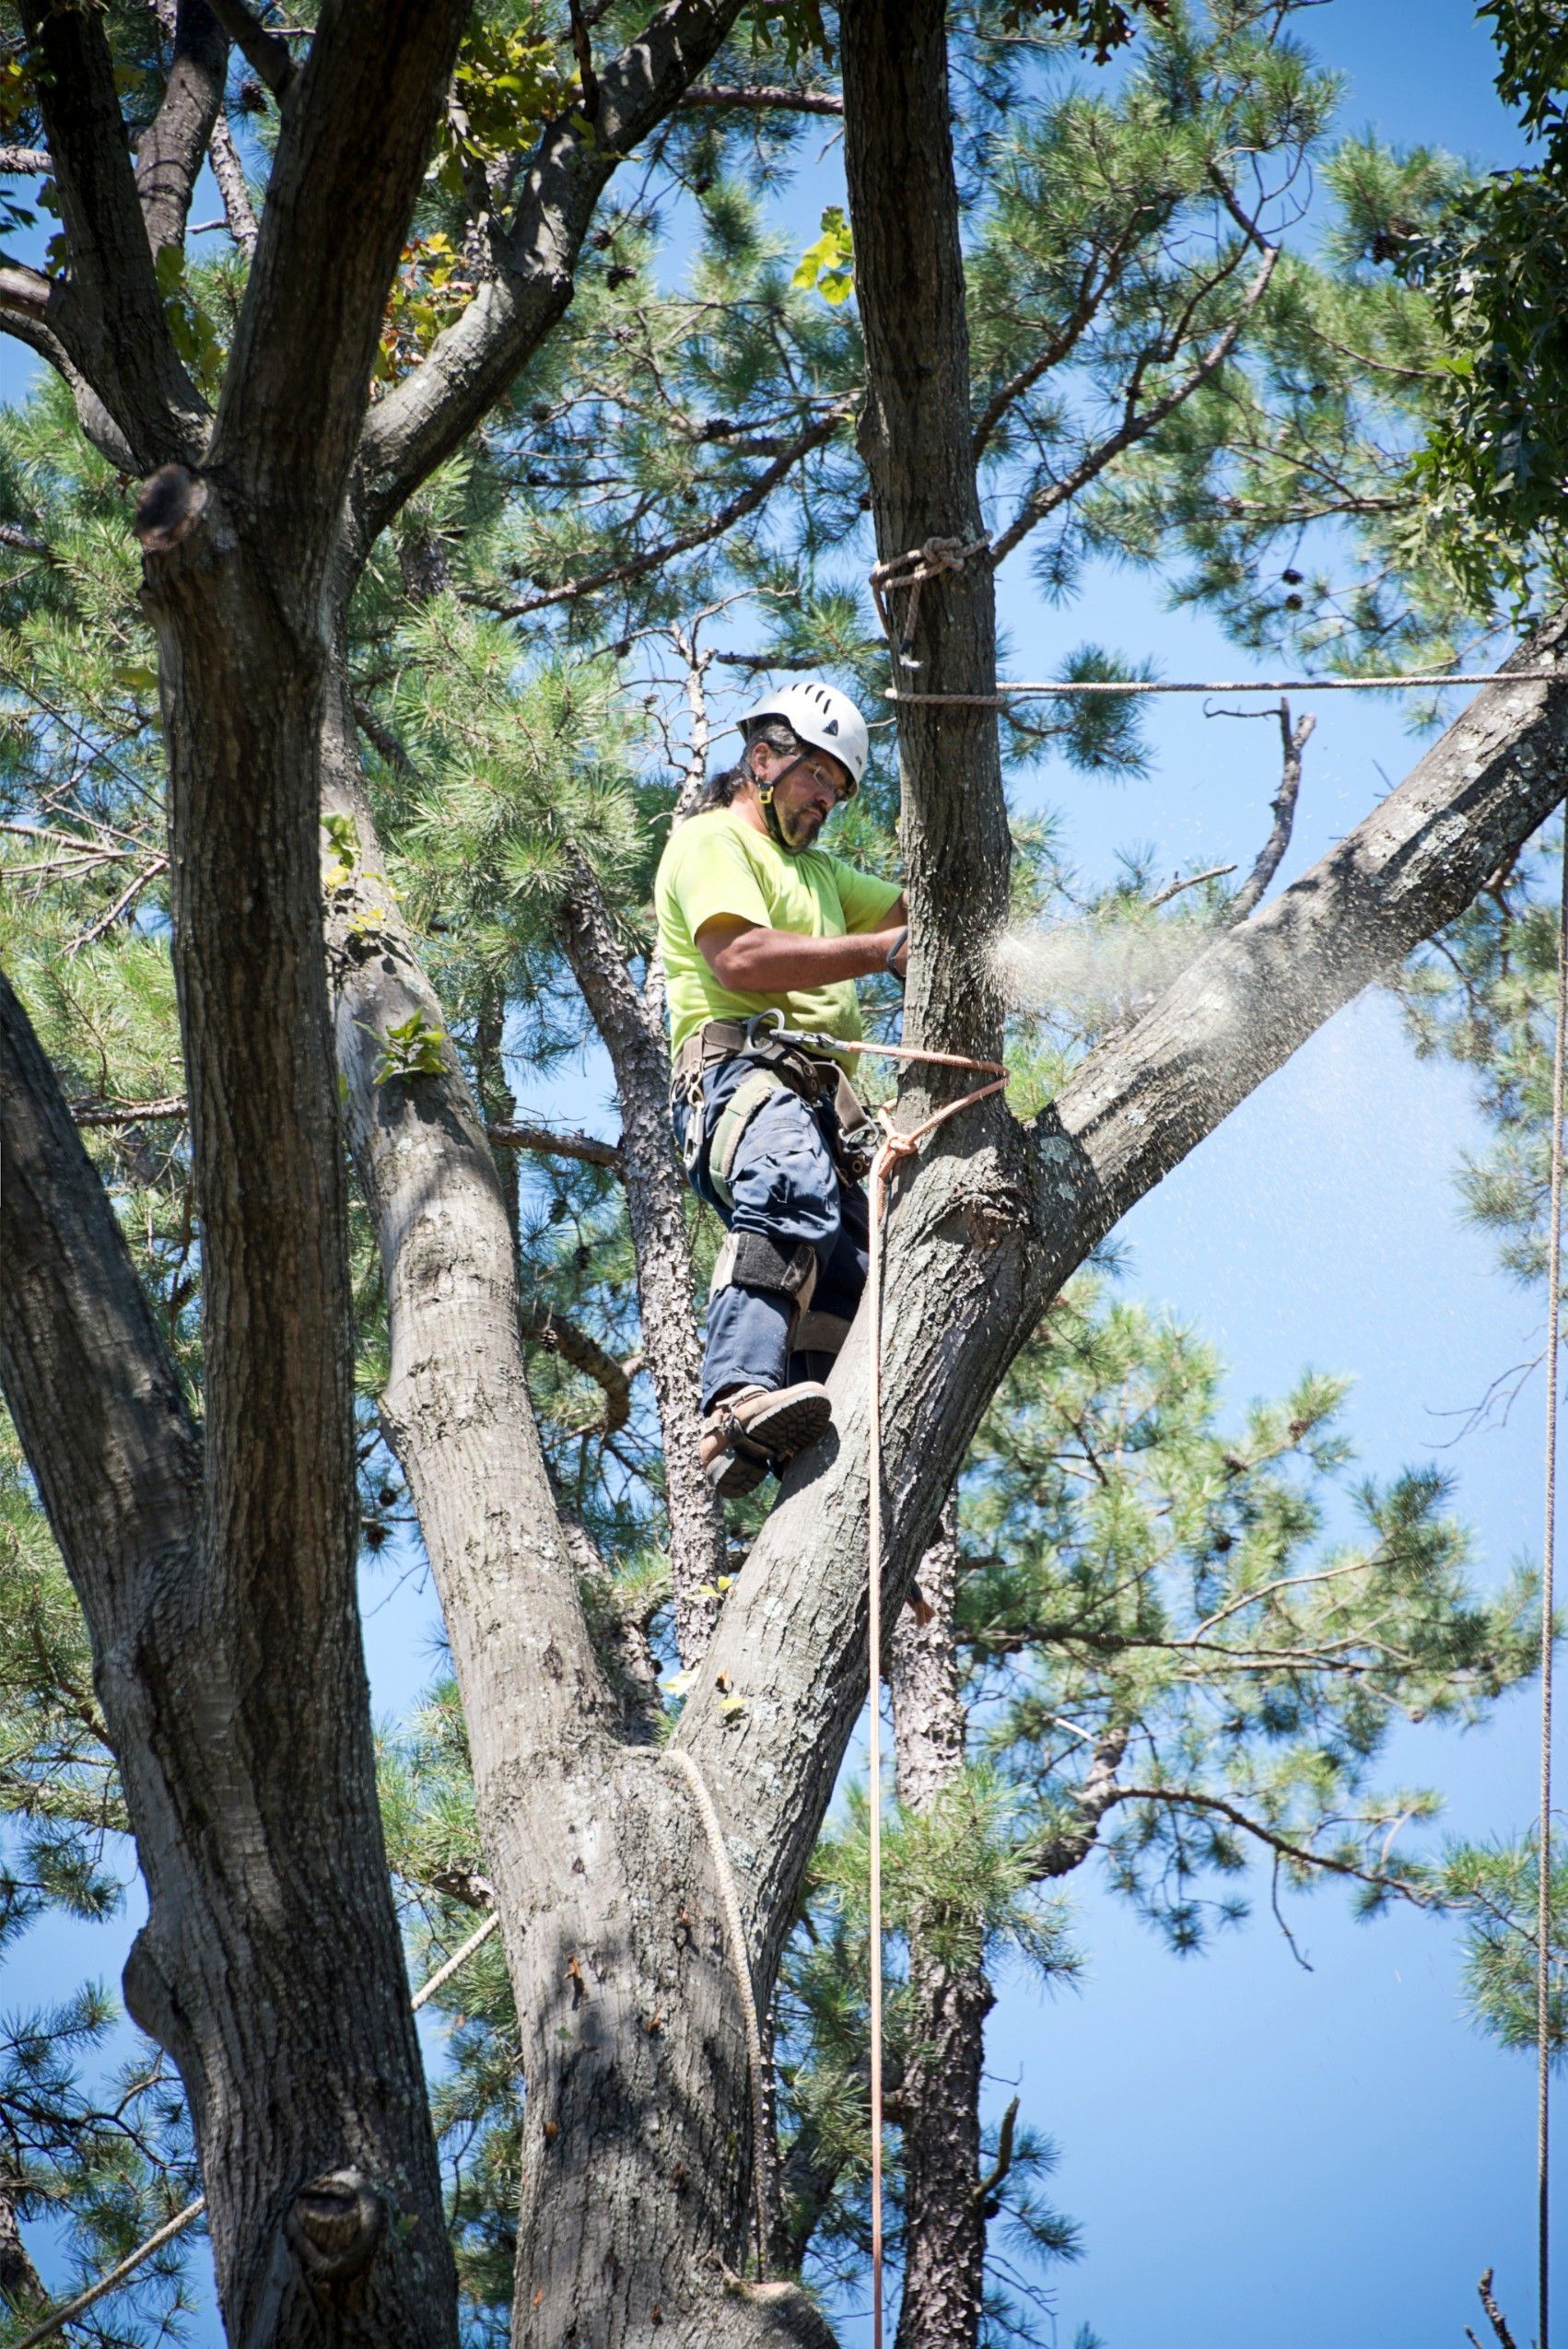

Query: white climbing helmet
[736,679,870,795]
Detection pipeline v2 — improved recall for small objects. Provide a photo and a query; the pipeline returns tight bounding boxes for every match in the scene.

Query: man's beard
[779,801,825,847]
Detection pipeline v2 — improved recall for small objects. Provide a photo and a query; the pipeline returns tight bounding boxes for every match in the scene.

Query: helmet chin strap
[755,779,796,852]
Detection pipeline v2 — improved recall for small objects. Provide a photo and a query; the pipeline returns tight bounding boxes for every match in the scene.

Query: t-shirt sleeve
[672,823,773,937]
[830,856,904,934]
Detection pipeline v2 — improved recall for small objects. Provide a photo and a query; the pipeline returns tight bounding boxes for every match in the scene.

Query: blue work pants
[673,1055,869,1411]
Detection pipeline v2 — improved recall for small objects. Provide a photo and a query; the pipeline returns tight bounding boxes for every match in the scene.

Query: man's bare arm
[698,899,907,992]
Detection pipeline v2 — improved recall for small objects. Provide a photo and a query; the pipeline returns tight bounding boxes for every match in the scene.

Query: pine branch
[971,203,1158,462]
[468,405,849,621]
[989,241,1278,567]
[519,1298,631,1435]
[1108,1784,1437,1903]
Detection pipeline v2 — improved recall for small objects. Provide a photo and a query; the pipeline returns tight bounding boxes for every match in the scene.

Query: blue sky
[5,5,1562,2344]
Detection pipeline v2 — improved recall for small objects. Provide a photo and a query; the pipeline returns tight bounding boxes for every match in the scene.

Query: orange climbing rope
[862,1050,1010,2343]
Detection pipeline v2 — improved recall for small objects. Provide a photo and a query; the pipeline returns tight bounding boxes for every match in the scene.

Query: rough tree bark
[1,970,459,2347]
[888,1507,993,2349]
[557,865,730,1658]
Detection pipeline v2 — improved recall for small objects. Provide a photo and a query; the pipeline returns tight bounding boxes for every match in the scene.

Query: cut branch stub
[134,463,209,553]
[285,2169,387,2289]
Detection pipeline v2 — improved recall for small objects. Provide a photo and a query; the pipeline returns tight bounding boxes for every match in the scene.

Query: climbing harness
[1540,823,1568,2349]
[860,1046,1010,2345]
[9,1911,502,2349]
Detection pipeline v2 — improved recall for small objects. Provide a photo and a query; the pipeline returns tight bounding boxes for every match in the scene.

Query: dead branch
[207,108,259,255]
[1226,697,1315,923]
[69,1097,187,1128]
[972,2095,1020,2207]
[676,84,842,115]
[488,1119,623,1173]
[1477,2270,1518,2349]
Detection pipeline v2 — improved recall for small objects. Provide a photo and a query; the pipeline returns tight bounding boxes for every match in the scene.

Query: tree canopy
[0,3,1565,2344]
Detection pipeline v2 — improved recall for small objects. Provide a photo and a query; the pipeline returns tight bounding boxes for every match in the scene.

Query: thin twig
[1147,861,1235,909]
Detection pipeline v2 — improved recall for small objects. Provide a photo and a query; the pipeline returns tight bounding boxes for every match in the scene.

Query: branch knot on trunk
[285,2168,387,2288]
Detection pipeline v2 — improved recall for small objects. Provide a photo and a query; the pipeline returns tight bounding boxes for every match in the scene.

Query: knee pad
[793,1308,852,1361]
[710,1230,819,1318]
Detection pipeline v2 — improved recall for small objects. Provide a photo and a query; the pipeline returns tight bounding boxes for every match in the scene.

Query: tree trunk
[841,0,1009,1072]
[1,956,458,2349]
[557,868,730,1659]
[316,660,828,2347]
[890,1509,991,2349]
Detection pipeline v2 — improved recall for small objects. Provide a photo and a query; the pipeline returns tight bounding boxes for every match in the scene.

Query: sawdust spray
[990,912,1215,1027]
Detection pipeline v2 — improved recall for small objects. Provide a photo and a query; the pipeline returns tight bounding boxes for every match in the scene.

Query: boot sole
[703,1389,834,1500]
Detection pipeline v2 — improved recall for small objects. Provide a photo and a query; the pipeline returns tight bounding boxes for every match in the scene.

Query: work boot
[700,1381,833,1499]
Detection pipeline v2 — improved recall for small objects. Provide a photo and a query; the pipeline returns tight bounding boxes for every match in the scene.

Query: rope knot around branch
[869,532,992,662]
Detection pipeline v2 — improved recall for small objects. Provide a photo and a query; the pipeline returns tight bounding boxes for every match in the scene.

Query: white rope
[8,1911,501,2349]
[885,669,1566,704]
[663,1746,773,2280]
[1540,822,1568,2349]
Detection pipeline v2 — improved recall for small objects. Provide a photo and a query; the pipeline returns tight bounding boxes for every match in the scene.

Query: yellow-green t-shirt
[655,806,903,1054]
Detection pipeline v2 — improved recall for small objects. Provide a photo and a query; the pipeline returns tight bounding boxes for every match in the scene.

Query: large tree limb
[135,1,229,255]
[352,0,753,543]
[0,963,201,1609]
[318,663,614,1776]
[17,0,206,468]
[211,0,470,571]
[317,671,837,2342]
[556,862,728,1656]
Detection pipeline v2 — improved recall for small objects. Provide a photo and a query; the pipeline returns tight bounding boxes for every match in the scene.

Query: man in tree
[656,682,909,1494]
